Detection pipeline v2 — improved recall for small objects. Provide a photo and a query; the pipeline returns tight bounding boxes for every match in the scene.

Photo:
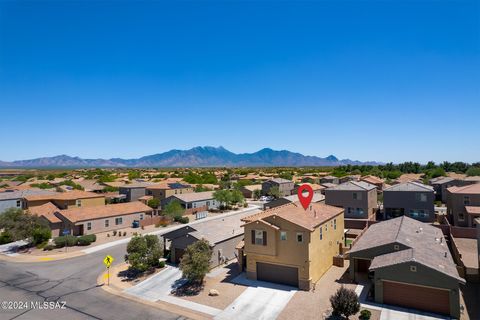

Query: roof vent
[444,252,447,258]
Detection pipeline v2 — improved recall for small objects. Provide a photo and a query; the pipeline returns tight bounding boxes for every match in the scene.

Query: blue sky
[0,1,478,163]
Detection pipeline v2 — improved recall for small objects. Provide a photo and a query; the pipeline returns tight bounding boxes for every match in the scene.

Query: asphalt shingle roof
[328,181,376,191]
[351,216,463,282]
[384,181,433,192]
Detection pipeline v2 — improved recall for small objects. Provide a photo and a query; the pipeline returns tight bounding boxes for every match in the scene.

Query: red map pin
[298,184,314,210]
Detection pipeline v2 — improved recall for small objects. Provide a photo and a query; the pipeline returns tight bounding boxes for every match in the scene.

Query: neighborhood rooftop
[242,201,343,231]
[350,216,463,282]
[58,201,152,223]
[170,191,214,202]
[447,183,480,194]
[328,181,376,191]
[384,181,434,192]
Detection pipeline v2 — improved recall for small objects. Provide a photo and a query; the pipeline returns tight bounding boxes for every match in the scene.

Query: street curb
[97,265,212,320]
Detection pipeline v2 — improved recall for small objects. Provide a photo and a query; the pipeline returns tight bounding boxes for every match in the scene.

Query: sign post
[103,255,114,286]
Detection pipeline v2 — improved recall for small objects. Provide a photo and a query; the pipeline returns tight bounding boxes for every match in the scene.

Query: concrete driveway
[124,265,222,316]
[215,273,296,320]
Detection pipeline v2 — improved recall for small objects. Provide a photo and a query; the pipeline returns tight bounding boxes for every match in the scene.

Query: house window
[105,220,109,227]
[115,217,123,225]
[356,208,364,215]
[76,200,82,207]
[347,207,353,214]
[410,265,417,272]
[296,232,303,243]
[325,224,328,232]
[320,228,323,240]
[334,219,337,230]
[16,200,21,207]
[193,203,196,208]
[87,222,92,231]
[415,193,427,202]
[458,212,465,221]
[353,193,358,200]
[280,231,287,241]
[140,213,144,220]
[464,196,470,205]
[175,190,178,194]
[207,201,210,206]
[147,190,152,196]
[394,244,400,250]
[253,230,266,245]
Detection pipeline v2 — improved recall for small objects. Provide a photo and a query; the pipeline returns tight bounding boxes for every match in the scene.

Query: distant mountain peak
[0,147,381,168]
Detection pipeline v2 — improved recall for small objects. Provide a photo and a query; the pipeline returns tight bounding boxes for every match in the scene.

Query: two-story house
[429,177,477,203]
[325,181,377,219]
[119,183,155,202]
[146,182,193,204]
[261,178,294,197]
[240,202,344,290]
[383,182,435,222]
[446,183,480,227]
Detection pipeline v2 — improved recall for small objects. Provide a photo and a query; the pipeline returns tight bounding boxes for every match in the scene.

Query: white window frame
[334,219,337,230]
[320,228,323,240]
[280,231,287,241]
[105,219,109,227]
[115,217,123,225]
[87,222,92,230]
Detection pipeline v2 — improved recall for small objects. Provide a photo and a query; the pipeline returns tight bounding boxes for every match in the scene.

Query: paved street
[0,208,259,320]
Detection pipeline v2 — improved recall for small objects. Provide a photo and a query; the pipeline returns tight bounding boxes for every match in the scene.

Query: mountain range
[0,147,380,168]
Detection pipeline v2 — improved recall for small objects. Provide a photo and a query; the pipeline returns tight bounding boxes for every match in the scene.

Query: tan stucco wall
[54,197,105,209]
[308,212,344,283]
[244,212,344,290]
[148,187,194,200]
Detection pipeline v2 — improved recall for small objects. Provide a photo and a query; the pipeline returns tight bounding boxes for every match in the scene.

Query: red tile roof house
[348,216,464,318]
[50,202,153,236]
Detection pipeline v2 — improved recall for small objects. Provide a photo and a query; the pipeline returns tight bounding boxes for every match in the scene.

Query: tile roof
[51,190,104,200]
[327,181,377,191]
[447,183,480,194]
[119,182,156,189]
[58,201,152,223]
[360,175,384,185]
[28,202,62,223]
[351,216,463,282]
[465,206,480,215]
[170,191,214,203]
[242,201,343,231]
[384,181,433,192]
[241,184,262,191]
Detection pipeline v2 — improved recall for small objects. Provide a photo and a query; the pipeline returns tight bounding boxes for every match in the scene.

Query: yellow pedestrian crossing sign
[103,255,114,268]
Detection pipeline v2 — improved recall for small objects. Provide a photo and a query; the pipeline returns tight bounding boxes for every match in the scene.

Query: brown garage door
[383,281,450,315]
[256,262,298,287]
[174,248,185,264]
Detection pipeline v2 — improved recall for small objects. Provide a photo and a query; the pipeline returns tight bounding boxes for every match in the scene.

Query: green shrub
[174,215,189,224]
[54,235,77,248]
[159,260,166,268]
[0,232,13,245]
[32,227,52,245]
[43,244,55,251]
[359,309,372,320]
[77,236,92,246]
[36,241,49,249]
